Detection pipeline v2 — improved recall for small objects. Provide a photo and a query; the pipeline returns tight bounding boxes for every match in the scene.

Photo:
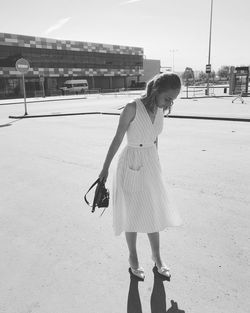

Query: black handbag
[84,178,110,217]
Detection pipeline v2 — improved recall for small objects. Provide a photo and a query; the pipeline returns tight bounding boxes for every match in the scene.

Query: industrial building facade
[0,32,144,99]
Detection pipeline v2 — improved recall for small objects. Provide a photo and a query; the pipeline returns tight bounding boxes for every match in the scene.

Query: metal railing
[181,85,230,98]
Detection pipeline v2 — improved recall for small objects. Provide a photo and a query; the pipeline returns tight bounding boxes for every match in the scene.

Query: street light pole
[206,0,214,96]
[169,49,178,72]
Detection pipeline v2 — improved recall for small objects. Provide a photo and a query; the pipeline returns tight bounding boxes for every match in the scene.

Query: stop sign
[15,58,30,74]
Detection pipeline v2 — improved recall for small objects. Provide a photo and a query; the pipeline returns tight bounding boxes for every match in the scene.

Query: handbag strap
[99,207,107,218]
[84,178,102,207]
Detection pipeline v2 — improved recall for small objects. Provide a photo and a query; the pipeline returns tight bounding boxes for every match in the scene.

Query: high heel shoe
[128,258,145,281]
[151,255,171,281]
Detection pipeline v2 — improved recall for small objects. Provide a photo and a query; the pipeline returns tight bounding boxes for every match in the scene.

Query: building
[0,32,144,99]
[140,58,161,83]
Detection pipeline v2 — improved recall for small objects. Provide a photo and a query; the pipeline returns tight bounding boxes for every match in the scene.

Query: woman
[98,72,183,281]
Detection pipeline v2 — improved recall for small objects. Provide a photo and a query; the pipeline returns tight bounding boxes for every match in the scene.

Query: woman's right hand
[98,168,109,183]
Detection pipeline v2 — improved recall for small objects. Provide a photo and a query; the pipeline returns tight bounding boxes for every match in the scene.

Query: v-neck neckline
[139,98,158,125]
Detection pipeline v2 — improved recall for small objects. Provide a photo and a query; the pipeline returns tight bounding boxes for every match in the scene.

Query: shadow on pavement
[0,117,25,128]
[166,300,185,313]
[0,123,12,128]
[127,265,185,313]
[127,274,143,313]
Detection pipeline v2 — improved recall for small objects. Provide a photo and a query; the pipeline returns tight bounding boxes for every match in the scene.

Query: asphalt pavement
[0,94,250,313]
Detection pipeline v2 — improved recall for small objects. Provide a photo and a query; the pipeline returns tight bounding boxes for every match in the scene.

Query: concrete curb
[1,96,88,106]
[2,93,245,106]
[168,114,250,122]
[9,112,102,118]
[8,111,250,122]
[0,92,142,106]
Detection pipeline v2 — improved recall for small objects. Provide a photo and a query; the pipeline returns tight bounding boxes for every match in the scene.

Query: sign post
[206,64,211,73]
[206,0,214,96]
[22,74,27,114]
[15,58,30,115]
[205,64,212,95]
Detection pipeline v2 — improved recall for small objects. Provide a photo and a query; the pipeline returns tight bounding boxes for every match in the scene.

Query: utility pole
[206,0,214,96]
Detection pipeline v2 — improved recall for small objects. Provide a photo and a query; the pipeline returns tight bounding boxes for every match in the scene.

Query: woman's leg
[125,231,139,268]
[147,231,165,267]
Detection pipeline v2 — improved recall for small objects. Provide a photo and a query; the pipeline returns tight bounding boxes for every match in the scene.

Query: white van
[60,79,89,95]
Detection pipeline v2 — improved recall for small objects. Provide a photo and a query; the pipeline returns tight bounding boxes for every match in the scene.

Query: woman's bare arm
[101,101,136,171]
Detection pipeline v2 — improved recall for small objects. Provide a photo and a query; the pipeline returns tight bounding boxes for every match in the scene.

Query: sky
[1,0,249,72]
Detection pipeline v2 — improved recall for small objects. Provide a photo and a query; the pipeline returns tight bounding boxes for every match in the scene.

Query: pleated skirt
[111,145,182,236]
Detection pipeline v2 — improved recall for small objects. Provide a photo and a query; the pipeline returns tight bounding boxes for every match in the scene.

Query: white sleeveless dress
[112,98,182,236]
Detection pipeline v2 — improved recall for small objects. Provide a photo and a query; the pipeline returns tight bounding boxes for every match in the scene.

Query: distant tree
[198,71,207,81]
[217,66,231,80]
[181,67,195,85]
[210,70,216,80]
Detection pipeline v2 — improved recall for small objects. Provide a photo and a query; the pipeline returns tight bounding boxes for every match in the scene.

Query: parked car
[60,79,89,95]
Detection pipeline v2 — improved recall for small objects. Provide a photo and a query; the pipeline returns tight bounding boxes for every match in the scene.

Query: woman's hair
[140,72,181,115]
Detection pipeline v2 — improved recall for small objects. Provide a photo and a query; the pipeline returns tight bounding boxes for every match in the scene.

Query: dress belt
[127,140,157,148]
